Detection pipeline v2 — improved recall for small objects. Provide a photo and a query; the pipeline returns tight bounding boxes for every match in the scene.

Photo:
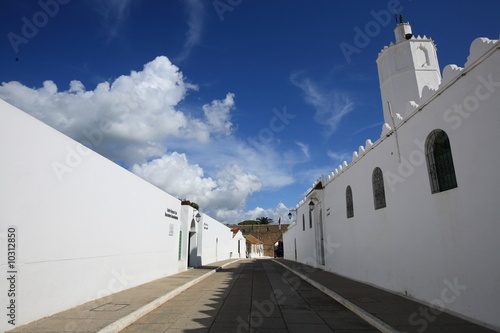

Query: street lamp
[309,200,315,211]
[195,212,201,222]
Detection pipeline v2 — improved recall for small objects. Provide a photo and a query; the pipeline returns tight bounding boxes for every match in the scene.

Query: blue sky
[1,0,499,224]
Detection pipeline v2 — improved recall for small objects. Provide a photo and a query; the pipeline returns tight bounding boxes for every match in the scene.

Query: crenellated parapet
[378,35,435,57]
[304,138,377,191]
[441,64,464,86]
[465,37,499,67]
[420,37,498,103]
[298,36,499,212]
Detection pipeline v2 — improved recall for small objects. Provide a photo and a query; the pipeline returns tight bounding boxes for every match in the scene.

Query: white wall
[0,100,186,331]
[179,205,193,270]
[248,244,264,258]
[231,230,247,258]
[285,204,319,266]
[179,205,203,267]
[199,214,232,265]
[285,38,500,330]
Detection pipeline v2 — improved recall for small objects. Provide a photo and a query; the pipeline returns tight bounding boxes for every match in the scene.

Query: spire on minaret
[394,14,404,24]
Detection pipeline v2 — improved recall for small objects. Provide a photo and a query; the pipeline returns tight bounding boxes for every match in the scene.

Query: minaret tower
[376,17,441,124]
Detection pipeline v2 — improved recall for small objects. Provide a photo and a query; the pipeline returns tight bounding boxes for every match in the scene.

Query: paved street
[120,259,376,333]
[8,258,496,333]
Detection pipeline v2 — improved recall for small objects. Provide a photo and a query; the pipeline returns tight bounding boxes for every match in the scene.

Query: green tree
[238,220,258,225]
[256,216,273,225]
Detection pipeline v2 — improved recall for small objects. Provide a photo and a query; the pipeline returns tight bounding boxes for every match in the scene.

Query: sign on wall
[165,208,178,220]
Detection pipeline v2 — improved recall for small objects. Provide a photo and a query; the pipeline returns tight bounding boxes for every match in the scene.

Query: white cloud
[351,121,383,136]
[202,93,234,136]
[296,141,310,158]
[290,73,354,136]
[212,202,292,225]
[244,202,290,222]
[90,0,134,40]
[185,136,295,190]
[131,152,217,200]
[206,164,262,209]
[131,153,262,215]
[0,56,237,166]
[0,55,297,224]
[176,0,204,62]
[296,167,334,187]
[327,150,351,164]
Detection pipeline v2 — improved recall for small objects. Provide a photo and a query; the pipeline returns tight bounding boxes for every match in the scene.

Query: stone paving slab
[6,259,239,333]
[274,259,499,333]
[122,259,377,332]
[121,259,251,332]
[9,258,498,333]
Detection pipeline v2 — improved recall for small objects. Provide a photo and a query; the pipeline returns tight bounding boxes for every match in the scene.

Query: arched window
[426,130,458,193]
[372,167,386,209]
[302,214,305,231]
[346,186,354,218]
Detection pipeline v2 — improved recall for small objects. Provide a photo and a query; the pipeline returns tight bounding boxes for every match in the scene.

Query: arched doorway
[188,218,198,267]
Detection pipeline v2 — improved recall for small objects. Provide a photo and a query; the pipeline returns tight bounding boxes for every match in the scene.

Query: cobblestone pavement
[120,259,377,333]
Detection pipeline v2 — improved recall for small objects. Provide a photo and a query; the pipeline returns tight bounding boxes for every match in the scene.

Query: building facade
[0,99,241,331]
[284,23,500,330]
[230,228,247,259]
[244,234,264,258]
[230,224,288,257]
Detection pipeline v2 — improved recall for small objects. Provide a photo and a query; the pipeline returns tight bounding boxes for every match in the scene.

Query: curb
[97,259,241,333]
[271,259,400,333]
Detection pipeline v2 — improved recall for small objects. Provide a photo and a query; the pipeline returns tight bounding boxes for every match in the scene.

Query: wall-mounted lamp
[309,200,315,211]
[195,212,201,223]
[288,212,292,220]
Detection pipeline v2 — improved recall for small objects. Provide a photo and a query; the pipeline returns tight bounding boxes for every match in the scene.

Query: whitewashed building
[0,99,238,331]
[284,22,500,330]
[230,228,247,259]
[244,234,264,258]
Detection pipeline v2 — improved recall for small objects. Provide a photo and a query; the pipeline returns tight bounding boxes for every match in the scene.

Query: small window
[426,130,458,193]
[346,186,354,218]
[372,167,386,209]
[309,209,313,228]
[302,214,305,231]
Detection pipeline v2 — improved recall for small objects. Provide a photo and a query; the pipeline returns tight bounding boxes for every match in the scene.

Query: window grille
[346,186,354,218]
[426,130,458,193]
[372,167,387,209]
[178,231,182,261]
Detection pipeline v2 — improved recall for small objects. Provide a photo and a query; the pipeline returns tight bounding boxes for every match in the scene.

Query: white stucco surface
[284,34,500,330]
[0,100,242,331]
[198,214,232,265]
[0,100,183,331]
[231,230,247,259]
